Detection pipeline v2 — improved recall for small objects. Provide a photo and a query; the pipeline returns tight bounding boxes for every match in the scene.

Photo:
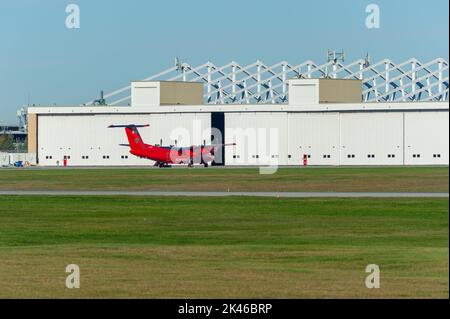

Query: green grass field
[0,195,448,298]
[0,166,448,192]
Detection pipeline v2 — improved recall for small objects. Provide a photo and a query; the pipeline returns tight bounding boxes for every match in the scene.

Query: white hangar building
[27,58,449,167]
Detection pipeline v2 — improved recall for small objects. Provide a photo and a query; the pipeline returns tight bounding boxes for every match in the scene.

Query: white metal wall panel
[287,113,340,165]
[404,111,449,165]
[35,109,449,167]
[339,112,404,165]
[131,82,160,107]
[37,113,211,166]
[225,112,288,166]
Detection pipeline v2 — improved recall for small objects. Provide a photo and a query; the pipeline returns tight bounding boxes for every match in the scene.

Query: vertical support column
[385,61,390,101]
[231,64,237,101]
[216,81,221,104]
[282,63,287,98]
[332,63,337,79]
[256,62,262,99]
[269,80,274,103]
[182,65,187,82]
[438,60,443,100]
[373,78,378,102]
[411,60,417,100]
[207,65,212,102]
[359,62,366,101]
[359,62,364,80]
[400,78,406,102]
[244,81,250,104]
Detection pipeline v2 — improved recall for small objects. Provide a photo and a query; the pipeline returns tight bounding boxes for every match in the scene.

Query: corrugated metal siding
[340,112,404,166]
[37,113,211,166]
[36,110,449,167]
[404,112,449,165]
[287,113,340,165]
[225,112,288,166]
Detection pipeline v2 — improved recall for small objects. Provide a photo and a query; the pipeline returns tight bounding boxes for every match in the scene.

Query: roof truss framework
[87,58,449,106]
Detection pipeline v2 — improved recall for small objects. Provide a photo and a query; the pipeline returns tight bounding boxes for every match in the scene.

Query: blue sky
[0,0,448,124]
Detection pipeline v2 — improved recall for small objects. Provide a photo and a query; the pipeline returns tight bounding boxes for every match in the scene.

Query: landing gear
[203,162,209,168]
[157,162,171,168]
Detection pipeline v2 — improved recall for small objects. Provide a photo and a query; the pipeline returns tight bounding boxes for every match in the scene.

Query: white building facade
[27,80,449,167]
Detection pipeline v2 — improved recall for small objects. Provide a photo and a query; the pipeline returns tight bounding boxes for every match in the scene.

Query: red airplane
[108,124,235,167]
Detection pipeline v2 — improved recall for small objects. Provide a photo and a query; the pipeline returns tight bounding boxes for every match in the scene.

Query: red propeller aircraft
[108,124,235,167]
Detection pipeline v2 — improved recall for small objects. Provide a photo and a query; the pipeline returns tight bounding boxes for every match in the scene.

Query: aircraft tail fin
[108,124,149,151]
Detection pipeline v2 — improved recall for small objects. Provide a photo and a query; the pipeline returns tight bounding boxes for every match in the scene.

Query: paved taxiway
[0,191,448,198]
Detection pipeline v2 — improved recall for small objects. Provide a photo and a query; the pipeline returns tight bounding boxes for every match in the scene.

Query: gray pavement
[0,190,448,198]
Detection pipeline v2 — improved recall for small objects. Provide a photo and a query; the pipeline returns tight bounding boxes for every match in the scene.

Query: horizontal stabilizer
[119,144,130,147]
[108,124,150,128]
